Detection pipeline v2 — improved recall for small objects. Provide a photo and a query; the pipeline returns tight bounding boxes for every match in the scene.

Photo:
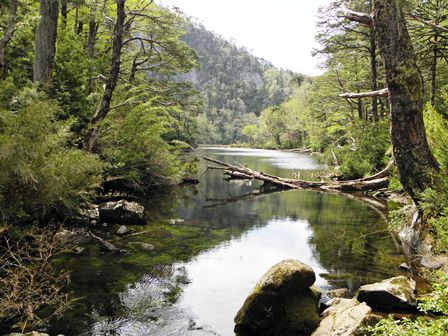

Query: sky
[157,0,333,75]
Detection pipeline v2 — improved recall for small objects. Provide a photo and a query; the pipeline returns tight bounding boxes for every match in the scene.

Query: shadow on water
[48,146,407,336]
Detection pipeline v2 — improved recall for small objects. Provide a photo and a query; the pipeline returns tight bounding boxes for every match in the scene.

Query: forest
[0,0,447,335]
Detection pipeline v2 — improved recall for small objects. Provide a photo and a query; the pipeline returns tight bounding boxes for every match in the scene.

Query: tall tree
[85,0,125,152]
[345,0,439,202]
[33,0,59,84]
[0,0,18,79]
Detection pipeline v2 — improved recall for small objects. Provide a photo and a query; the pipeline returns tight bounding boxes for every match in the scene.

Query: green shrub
[98,101,182,188]
[327,120,390,179]
[369,315,448,336]
[421,173,448,252]
[0,89,102,224]
[424,103,448,170]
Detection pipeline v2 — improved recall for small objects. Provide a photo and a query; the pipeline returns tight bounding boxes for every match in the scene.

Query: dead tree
[342,0,439,203]
[33,0,59,84]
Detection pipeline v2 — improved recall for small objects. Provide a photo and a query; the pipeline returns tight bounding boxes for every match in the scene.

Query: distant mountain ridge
[180,21,304,144]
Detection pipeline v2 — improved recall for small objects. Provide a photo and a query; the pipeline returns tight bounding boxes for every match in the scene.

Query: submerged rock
[169,218,185,225]
[72,246,85,254]
[99,200,146,225]
[116,225,129,235]
[357,276,417,311]
[129,242,155,251]
[312,298,378,336]
[234,259,321,336]
[54,228,91,244]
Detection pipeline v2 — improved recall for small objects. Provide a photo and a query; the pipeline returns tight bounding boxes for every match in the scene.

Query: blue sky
[157,0,333,75]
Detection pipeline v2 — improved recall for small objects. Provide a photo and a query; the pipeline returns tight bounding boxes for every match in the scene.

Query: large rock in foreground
[357,276,417,311]
[312,298,378,336]
[234,259,321,336]
[99,200,146,225]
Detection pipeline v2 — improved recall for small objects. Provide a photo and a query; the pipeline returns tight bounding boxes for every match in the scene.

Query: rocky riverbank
[234,259,421,336]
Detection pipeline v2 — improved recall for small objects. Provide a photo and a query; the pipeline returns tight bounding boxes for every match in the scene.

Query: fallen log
[203,157,389,193]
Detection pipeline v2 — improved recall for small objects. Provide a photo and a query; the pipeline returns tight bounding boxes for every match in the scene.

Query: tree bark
[369,26,379,121]
[430,34,438,106]
[85,0,126,152]
[0,0,18,79]
[372,0,439,201]
[61,0,67,28]
[87,5,99,94]
[33,0,59,84]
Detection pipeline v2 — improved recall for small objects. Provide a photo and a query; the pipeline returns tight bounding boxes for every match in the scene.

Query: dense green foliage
[0,86,102,225]
[0,0,204,227]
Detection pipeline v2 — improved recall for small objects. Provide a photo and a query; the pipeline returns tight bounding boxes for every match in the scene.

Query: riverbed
[49,146,407,336]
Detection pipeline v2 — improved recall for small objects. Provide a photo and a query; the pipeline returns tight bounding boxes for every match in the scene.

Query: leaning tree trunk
[85,0,126,152]
[0,0,18,79]
[372,0,439,202]
[33,0,59,84]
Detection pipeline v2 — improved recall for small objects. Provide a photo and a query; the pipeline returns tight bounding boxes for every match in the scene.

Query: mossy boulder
[356,276,417,311]
[312,298,379,336]
[234,259,321,336]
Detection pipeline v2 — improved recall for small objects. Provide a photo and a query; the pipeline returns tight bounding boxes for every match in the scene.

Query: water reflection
[49,147,405,336]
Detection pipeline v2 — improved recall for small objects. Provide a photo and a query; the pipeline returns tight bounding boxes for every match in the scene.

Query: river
[49,146,407,336]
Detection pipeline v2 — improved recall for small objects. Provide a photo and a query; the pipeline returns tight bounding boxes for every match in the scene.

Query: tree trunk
[129,56,138,83]
[430,35,438,106]
[33,0,59,84]
[357,94,363,119]
[87,5,98,94]
[85,0,126,152]
[369,26,379,121]
[61,0,67,28]
[0,0,18,79]
[372,0,439,202]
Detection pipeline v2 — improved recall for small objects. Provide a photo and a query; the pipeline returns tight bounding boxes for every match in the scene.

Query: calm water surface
[49,146,406,336]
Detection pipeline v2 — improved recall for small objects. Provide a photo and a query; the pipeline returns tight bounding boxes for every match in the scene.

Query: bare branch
[406,13,448,34]
[339,88,389,99]
[340,5,373,25]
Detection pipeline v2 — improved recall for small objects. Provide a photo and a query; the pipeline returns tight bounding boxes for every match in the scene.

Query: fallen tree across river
[203,157,391,193]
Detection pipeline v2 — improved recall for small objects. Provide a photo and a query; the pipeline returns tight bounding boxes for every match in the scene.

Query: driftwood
[203,157,390,193]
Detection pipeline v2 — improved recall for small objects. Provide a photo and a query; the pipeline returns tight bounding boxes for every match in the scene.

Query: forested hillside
[180,22,304,144]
